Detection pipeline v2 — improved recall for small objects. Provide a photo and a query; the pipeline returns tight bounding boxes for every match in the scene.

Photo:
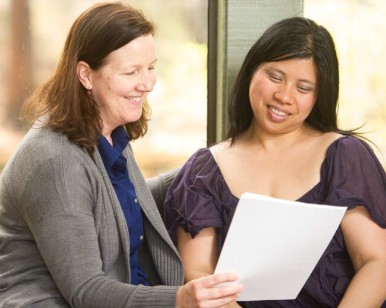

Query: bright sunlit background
[0,0,208,177]
[1,0,386,177]
[304,0,386,163]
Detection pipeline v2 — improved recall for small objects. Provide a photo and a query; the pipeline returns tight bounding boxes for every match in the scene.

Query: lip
[267,105,290,121]
[124,96,143,105]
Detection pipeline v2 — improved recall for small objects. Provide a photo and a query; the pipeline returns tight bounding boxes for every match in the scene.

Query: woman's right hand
[176,273,243,308]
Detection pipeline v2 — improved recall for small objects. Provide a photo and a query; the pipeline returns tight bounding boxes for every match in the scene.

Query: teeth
[125,96,141,102]
[270,106,288,117]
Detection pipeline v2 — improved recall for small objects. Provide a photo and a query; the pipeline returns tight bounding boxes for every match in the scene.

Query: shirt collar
[97,126,129,172]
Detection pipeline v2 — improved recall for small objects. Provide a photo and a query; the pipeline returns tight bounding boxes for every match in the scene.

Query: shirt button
[140,235,144,241]
[134,198,138,203]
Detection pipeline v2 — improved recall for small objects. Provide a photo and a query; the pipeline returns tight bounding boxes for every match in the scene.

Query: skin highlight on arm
[339,206,386,307]
[177,227,242,308]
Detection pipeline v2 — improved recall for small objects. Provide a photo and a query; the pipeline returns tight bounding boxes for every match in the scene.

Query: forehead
[259,58,317,80]
[102,34,155,68]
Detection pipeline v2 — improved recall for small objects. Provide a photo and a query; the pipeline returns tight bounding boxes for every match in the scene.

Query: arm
[176,227,242,308]
[339,206,386,307]
[146,167,180,220]
[177,226,218,281]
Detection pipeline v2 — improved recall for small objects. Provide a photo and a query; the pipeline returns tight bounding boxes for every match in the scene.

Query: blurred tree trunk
[6,0,32,129]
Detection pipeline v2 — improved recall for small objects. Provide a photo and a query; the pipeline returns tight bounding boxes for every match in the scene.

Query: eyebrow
[123,59,158,70]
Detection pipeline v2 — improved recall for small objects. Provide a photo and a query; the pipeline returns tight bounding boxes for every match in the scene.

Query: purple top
[164,136,386,307]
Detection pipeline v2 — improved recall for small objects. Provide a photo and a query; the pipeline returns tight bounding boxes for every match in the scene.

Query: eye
[125,70,138,76]
[267,73,282,83]
[297,85,314,94]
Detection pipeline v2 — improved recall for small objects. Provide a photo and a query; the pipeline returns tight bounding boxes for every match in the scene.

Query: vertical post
[6,0,32,129]
[207,0,220,146]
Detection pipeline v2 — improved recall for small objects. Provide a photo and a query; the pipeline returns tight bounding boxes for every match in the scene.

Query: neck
[240,123,316,152]
[101,127,113,146]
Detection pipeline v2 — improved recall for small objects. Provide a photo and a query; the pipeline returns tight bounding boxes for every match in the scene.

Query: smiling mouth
[268,105,289,117]
[124,96,142,102]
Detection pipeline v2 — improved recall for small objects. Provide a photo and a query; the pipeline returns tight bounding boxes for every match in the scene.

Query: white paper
[214,192,347,301]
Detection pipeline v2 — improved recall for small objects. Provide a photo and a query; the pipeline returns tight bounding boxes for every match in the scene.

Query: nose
[274,83,294,104]
[137,70,155,92]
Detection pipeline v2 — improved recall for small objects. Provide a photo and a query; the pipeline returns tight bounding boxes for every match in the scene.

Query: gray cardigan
[0,126,183,307]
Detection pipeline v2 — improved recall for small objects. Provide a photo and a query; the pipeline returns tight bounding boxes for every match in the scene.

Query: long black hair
[226,17,357,143]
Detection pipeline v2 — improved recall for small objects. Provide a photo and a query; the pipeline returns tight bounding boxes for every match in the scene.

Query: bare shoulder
[320,131,342,147]
[211,140,232,157]
[210,139,242,171]
[306,130,342,149]
[324,131,343,142]
[211,140,231,151]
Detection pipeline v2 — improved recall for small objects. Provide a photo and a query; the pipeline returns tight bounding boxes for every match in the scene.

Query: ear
[77,61,92,89]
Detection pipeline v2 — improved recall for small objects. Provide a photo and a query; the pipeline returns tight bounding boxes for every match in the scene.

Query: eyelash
[297,86,312,93]
[126,67,156,76]
[267,72,313,93]
[268,73,282,82]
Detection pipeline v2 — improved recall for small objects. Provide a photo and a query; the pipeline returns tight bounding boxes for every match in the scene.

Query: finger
[202,293,240,308]
[187,278,242,303]
[201,273,239,288]
[189,281,242,305]
[207,282,243,299]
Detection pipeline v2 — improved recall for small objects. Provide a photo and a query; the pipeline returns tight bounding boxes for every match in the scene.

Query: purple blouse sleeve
[164,148,224,245]
[323,136,386,227]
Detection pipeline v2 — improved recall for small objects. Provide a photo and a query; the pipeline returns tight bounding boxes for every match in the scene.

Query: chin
[125,116,142,124]
[123,112,143,123]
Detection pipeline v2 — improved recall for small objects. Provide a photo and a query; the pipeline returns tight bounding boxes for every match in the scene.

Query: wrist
[175,285,186,308]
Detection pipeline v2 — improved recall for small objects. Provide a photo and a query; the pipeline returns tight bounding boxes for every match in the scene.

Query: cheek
[93,75,113,95]
[107,78,131,95]
[249,81,271,105]
[299,97,316,115]
[149,71,157,87]
[92,84,117,107]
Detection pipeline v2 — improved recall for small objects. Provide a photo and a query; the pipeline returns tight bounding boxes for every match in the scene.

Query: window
[0,0,208,177]
[305,0,386,164]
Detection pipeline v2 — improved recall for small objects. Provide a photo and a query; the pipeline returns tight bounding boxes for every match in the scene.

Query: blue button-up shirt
[98,126,148,285]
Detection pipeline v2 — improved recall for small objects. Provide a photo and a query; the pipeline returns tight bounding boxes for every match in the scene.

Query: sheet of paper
[214,192,347,301]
